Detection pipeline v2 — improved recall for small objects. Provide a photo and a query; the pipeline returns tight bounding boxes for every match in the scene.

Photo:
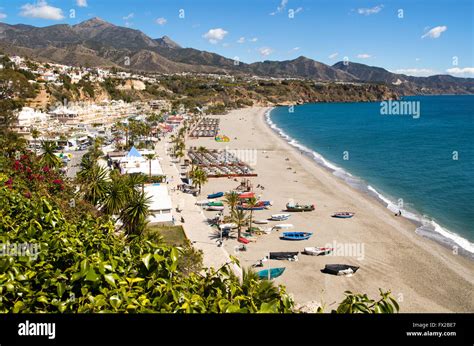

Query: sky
[0,0,473,77]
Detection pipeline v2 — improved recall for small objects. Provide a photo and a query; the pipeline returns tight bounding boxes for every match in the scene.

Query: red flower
[37,175,45,181]
[42,166,50,173]
[24,192,32,199]
[52,179,63,185]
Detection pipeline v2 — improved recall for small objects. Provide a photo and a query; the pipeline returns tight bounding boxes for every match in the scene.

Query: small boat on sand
[254,219,269,224]
[322,264,359,276]
[196,200,209,206]
[207,205,225,211]
[237,204,266,211]
[270,213,290,221]
[238,237,250,244]
[207,192,224,199]
[258,267,286,280]
[238,192,255,199]
[208,201,224,207]
[281,232,313,240]
[303,247,333,256]
[219,223,237,230]
[332,212,355,218]
[272,224,293,230]
[286,203,315,212]
[269,252,299,260]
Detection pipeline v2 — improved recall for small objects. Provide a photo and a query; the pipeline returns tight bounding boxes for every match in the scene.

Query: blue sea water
[267,95,474,257]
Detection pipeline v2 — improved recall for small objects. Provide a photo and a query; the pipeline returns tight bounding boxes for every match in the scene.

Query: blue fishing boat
[281,232,313,240]
[207,192,224,199]
[258,267,286,280]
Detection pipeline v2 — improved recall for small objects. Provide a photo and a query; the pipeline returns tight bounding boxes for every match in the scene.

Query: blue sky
[0,0,473,77]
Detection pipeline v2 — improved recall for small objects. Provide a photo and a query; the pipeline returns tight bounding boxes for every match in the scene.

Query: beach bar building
[119,146,164,177]
[144,184,173,224]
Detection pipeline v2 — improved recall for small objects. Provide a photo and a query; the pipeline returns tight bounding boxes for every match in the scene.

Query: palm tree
[224,191,239,215]
[31,128,40,155]
[231,208,248,239]
[246,196,259,232]
[77,163,109,206]
[120,190,152,236]
[190,167,208,194]
[143,153,156,178]
[101,177,129,216]
[39,141,61,169]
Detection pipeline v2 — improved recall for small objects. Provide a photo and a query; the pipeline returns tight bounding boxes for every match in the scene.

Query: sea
[267,95,474,258]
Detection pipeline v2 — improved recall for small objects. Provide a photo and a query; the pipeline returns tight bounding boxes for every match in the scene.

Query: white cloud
[250,37,258,42]
[291,47,300,51]
[203,28,228,44]
[357,53,371,59]
[415,58,421,61]
[76,0,88,7]
[357,5,383,15]
[394,68,436,77]
[237,37,245,44]
[421,25,447,39]
[328,52,339,59]
[20,0,64,20]
[123,13,134,20]
[258,47,274,57]
[0,12,6,20]
[446,67,474,76]
[270,0,288,15]
[155,17,167,25]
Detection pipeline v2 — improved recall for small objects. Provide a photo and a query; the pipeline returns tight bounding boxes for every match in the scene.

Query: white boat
[253,219,269,224]
[272,224,294,230]
[207,206,225,211]
[196,200,210,206]
[219,223,237,230]
[270,213,290,221]
[303,247,334,256]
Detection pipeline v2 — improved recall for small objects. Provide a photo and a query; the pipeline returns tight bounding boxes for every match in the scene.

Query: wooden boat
[238,237,250,244]
[208,201,224,207]
[322,264,359,276]
[207,205,225,211]
[269,252,299,260]
[272,224,294,230]
[332,212,355,218]
[286,203,315,212]
[207,192,224,199]
[238,192,255,199]
[196,200,209,206]
[258,267,286,280]
[303,247,334,256]
[253,219,269,224]
[270,213,290,221]
[281,232,313,240]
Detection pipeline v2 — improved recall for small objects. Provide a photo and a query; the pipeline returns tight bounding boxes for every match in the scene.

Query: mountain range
[0,17,472,94]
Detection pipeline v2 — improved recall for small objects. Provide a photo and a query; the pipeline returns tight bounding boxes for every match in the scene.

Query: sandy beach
[190,107,474,312]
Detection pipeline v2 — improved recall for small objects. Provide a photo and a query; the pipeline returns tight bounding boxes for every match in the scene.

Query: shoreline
[193,106,473,312]
[264,107,474,260]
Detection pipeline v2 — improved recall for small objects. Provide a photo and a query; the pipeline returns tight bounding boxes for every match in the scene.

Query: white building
[144,184,173,224]
[16,107,49,127]
[119,147,164,176]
